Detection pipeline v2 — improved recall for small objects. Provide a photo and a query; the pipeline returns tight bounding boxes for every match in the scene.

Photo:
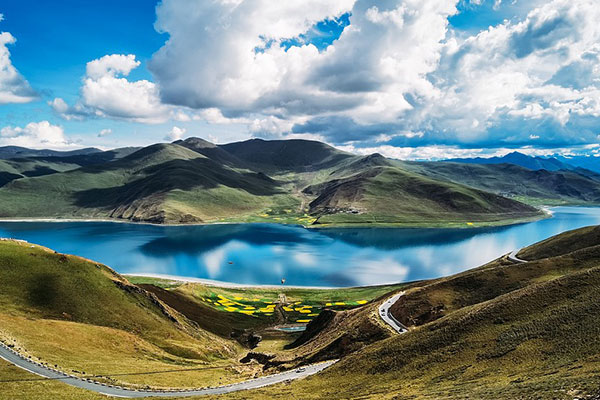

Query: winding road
[380,249,529,332]
[378,292,408,333]
[508,248,528,263]
[0,342,336,398]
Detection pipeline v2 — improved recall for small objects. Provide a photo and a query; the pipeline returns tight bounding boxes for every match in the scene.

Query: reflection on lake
[0,206,598,287]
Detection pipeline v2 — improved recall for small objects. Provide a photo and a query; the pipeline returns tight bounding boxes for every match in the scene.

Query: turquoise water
[0,206,598,287]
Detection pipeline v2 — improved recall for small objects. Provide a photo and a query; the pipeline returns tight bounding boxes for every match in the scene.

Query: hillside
[0,146,102,159]
[0,239,261,390]
[214,225,600,399]
[407,161,600,205]
[304,163,540,226]
[0,138,548,227]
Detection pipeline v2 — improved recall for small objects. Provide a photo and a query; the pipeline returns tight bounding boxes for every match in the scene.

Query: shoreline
[0,208,555,230]
[124,273,345,290]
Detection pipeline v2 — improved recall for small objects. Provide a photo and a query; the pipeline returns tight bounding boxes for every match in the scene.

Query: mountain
[220,138,353,172]
[0,146,102,159]
[447,151,575,171]
[406,160,600,205]
[556,154,600,173]
[0,147,141,188]
[447,151,600,180]
[0,138,544,226]
[234,225,600,399]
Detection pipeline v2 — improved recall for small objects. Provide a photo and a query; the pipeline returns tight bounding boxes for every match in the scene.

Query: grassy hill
[406,161,600,205]
[211,225,600,399]
[0,239,260,390]
[305,163,540,226]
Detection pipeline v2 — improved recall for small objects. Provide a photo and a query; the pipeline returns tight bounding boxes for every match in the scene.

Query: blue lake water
[0,206,599,287]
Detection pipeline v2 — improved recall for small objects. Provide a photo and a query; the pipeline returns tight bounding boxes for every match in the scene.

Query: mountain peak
[174,137,217,149]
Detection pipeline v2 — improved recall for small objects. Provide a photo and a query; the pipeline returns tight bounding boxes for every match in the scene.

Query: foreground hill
[212,225,600,399]
[0,138,545,227]
[0,239,258,390]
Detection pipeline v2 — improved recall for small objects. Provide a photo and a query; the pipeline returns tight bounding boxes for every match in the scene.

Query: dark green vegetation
[0,138,556,226]
[213,225,600,399]
[406,160,600,205]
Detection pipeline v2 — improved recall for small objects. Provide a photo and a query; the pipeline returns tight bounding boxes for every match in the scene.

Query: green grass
[0,239,255,389]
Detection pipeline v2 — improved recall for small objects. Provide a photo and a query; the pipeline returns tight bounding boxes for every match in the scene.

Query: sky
[0,0,599,160]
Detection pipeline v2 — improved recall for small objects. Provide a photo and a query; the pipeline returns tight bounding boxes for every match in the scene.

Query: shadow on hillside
[73,157,284,209]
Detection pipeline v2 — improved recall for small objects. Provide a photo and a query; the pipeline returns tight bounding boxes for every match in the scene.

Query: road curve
[0,342,336,398]
[508,248,528,263]
[378,292,408,333]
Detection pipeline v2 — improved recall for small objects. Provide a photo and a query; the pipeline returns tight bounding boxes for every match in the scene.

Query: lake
[0,206,598,287]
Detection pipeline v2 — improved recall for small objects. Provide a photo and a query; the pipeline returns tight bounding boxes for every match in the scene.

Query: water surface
[0,206,598,287]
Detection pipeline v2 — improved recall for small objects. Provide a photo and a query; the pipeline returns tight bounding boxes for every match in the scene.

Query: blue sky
[0,0,599,160]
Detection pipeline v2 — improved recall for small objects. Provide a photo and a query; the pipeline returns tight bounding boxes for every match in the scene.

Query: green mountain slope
[406,161,600,205]
[220,138,354,172]
[0,138,559,226]
[304,162,541,226]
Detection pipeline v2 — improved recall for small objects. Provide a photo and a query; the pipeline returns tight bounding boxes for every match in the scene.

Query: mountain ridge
[4,138,600,226]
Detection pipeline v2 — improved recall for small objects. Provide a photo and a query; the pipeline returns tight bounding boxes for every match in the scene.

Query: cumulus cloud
[164,126,186,141]
[144,0,600,151]
[0,31,37,104]
[0,121,76,149]
[51,54,194,124]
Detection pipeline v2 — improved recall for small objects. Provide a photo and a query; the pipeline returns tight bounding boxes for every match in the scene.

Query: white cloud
[97,128,112,137]
[52,54,196,124]
[143,0,600,150]
[164,126,186,141]
[0,121,76,149]
[338,142,600,160]
[0,31,37,104]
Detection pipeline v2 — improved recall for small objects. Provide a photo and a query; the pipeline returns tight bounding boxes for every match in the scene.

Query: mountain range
[0,139,598,226]
[447,151,600,176]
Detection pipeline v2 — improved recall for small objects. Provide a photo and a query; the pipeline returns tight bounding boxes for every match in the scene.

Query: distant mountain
[0,146,102,159]
[0,138,543,226]
[447,151,575,170]
[0,147,142,187]
[446,151,600,180]
[555,155,600,173]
